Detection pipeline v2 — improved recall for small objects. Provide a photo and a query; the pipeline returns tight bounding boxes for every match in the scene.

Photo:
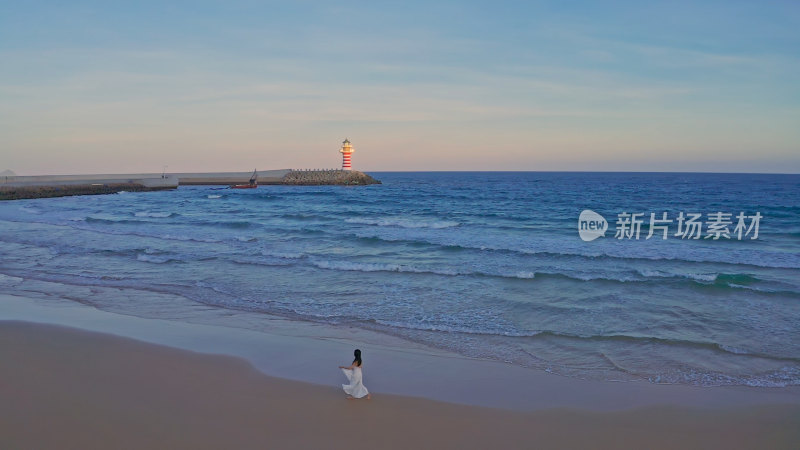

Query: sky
[1,1,798,174]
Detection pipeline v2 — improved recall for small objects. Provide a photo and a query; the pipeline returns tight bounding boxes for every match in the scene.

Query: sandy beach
[1,317,798,449]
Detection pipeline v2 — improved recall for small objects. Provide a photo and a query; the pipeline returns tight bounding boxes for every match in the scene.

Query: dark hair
[352,349,362,367]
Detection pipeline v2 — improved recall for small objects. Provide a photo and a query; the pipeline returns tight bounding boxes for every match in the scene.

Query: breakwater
[280,169,381,185]
[172,169,291,185]
[0,176,179,201]
[176,169,380,186]
[1,169,380,200]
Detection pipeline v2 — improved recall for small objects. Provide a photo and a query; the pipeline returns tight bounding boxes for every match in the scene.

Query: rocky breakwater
[280,170,381,186]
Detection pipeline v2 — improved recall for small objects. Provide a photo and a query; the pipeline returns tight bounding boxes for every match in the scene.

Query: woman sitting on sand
[339,349,371,400]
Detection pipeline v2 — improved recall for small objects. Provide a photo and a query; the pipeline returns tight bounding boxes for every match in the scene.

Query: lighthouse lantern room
[339,138,354,170]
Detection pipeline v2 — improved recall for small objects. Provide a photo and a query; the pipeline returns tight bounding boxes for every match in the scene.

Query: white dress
[341,365,369,398]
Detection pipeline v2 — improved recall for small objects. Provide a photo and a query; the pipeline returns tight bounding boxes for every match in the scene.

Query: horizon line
[6,169,799,177]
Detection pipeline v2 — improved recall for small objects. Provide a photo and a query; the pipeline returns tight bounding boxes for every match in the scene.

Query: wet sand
[1,321,798,450]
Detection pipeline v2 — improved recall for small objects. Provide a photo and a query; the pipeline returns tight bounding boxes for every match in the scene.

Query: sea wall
[1,171,291,187]
[175,169,291,185]
[0,178,178,200]
[0,169,380,200]
[177,169,380,186]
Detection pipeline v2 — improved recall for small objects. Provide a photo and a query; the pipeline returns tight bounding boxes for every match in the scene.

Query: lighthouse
[339,138,354,170]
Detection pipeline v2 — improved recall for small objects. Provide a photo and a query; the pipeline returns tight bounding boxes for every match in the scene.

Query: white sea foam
[637,269,717,283]
[637,269,672,278]
[87,214,130,222]
[261,250,304,259]
[134,211,173,218]
[0,273,24,284]
[718,344,750,355]
[684,273,718,282]
[345,217,459,229]
[513,271,536,279]
[313,260,399,272]
[136,253,171,264]
[158,234,222,243]
[207,195,222,199]
[312,259,461,276]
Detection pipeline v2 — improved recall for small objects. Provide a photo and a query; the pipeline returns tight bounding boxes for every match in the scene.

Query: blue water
[1,172,799,386]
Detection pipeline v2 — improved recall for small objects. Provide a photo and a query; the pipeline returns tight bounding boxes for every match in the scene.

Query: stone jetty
[279,169,381,186]
[1,169,380,200]
[0,175,179,201]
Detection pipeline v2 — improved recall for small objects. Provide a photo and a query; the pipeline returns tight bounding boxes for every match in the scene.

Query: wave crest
[345,217,459,229]
[134,211,178,218]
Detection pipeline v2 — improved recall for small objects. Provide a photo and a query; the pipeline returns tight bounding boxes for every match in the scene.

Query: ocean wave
[207,195,222,199]
[17,218,227,244]
[308,259,544,280]
[372,318,540,337]
[193,220,254,229]
[514,271,536,279]
[311,259,463,276]
[136,253,183,264]
[154,234,222,243]
[0,273,24,285]
[347,232,800,269]
[637,269,714,282]
[718,344,751,355]
[537,271,800,295]
[280,213,332,221]
[85,216,147,225]
[345,217,460,229]
[714,273,760,285]
[19,206,42,215]
[534,331,800,363]
[253,252,796,290]
[273,190,337,197]
[231,257,293,267]
[364,321,800,365]
[134,211,178,218]
[261,249,304,259]
[635,270,761,285]
[237,193,277,201]
[647,366,800,387]
[72,271,126,281]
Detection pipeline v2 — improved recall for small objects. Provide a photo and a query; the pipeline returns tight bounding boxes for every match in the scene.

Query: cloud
[1,2,798,173]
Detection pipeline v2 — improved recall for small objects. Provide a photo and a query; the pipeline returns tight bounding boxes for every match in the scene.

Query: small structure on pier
[339,139,354,171]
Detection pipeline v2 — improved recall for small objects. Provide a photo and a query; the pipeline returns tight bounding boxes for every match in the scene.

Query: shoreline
[2,319,799,449]
[1,292,799,412]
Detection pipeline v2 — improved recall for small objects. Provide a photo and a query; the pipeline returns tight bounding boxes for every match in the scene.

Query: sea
[1,172,799,387]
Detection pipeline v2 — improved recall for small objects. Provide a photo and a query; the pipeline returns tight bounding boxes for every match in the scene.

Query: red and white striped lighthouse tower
[339,138,354,170]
